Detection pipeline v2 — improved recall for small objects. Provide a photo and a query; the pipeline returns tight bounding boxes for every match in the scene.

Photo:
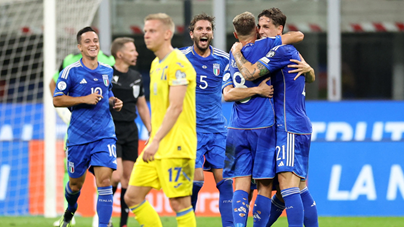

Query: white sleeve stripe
[61,62,81,79]
[214,53,230,60]
[213,47,229,56]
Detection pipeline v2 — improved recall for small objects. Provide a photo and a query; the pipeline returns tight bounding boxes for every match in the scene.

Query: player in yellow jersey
[124,13,197,227]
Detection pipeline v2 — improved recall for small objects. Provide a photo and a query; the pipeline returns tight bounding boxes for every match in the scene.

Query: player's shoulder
[254,36,279,47]
[98,62,114,77]
[272,44,296,55]
[179,46,193,55]
[212,47,229,60]
[60,60,82,79]
[172,49,192,65]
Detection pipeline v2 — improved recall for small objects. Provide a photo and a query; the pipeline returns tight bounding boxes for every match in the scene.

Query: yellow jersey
[148,49,197,159]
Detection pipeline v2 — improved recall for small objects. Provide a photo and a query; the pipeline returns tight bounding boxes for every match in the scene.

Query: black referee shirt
[110,67,144,122]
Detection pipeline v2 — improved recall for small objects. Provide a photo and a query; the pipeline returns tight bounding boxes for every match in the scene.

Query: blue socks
[266,194,285,227]
[217,179,234,227]
[232,190,249,227]
[301,187,319,227]
[253,195,271,227]
[191,181,204,211]
[281,187,304,227]
[65,182,80,213]
[97,186,113,227]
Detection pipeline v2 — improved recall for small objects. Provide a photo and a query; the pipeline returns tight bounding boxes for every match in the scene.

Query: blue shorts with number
[66,138,117,178]
[196,132,226,170]
[223,127,276,179]
[275,126,311,179]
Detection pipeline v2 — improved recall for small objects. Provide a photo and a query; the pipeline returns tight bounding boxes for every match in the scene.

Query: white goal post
[0,0,102,217]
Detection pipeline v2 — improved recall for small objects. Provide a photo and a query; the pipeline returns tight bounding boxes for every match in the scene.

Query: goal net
[0,0,102,216]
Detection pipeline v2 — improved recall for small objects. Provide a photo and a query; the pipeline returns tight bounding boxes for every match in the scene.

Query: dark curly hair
[188,13,215,32]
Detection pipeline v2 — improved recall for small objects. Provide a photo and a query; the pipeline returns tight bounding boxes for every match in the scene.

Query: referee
[110,37,151,227]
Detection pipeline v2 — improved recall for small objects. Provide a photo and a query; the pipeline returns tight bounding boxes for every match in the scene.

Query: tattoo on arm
[233,51,270,80]
[233,52,257,80]
[257,63,270,77]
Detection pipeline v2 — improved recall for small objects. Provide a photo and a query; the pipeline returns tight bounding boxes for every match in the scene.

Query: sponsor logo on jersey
[175,70,186,79]
[102,75,109,87]
[113,75,119,83]
[79,78,87,84]
[266,50,275,58]
[57,81,67,91]
[213,63,220,76]
[176,62,184,67]
[202,65,207,69]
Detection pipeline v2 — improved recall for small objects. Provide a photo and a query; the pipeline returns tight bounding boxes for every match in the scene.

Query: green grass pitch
[2,216,404,227]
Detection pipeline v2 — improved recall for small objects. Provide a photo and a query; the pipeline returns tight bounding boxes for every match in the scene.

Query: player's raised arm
[280,31,304,45]
[231,42,270,81]
[222,77,274,102]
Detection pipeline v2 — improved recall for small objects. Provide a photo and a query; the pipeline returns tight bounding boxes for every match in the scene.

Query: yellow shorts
[129,152,195,198]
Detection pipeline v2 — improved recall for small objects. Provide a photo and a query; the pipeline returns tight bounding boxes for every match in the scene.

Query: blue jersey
[54,59,117,146]
[258,45,312,134]
[222,36,282,129]
[180,45,228,134]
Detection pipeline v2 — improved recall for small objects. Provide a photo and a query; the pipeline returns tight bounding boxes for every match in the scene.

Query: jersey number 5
[199,75,208,89]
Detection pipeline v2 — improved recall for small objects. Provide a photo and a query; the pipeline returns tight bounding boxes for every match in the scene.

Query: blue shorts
[223,127,276,179]
[66,138,117,178]
[275,128,311,179]
[196,132,226,170]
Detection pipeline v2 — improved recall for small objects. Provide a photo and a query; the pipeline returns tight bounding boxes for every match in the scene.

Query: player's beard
[193,36,212,52]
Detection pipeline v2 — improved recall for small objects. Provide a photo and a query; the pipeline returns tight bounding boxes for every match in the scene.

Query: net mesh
[0,0,102,215]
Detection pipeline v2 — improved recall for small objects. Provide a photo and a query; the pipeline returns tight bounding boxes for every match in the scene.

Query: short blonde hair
[110,37,134,58]
[232,12,256,37]
[144,13,175,35]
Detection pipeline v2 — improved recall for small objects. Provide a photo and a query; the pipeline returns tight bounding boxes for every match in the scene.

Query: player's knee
[69,181,83,192]
[169,199,182,213]
[124,192,142,207]
[299,180,307,190]
[96,177,112,187]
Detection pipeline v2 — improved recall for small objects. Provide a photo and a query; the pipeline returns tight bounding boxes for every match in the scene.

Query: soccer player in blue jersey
[222,12,305,227]
[253,8,318,227]
[53,26,123,227]
[231,8,318,227]
[179,13,233,227]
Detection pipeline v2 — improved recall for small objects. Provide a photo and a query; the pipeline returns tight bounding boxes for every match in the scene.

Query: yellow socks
[129,200,162,227]
[176,206,196,227]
